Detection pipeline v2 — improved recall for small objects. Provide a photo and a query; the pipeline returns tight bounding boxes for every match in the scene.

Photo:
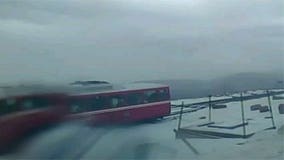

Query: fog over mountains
[138,72,284,100]
[1,72,282,100]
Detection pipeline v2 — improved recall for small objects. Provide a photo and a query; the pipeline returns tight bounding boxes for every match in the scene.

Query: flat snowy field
[2,94,284,160]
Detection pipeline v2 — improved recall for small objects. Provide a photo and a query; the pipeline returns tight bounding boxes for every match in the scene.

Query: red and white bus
[67,83,171,125]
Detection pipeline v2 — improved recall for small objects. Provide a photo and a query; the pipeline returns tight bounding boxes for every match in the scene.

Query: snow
[1,95,284,160]
[179,99,281,137]
[171,96,231,106]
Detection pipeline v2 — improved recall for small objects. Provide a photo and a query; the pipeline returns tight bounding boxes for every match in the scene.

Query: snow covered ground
[171,89,284,106]
[171,96,232,106]
[1,96,284,160]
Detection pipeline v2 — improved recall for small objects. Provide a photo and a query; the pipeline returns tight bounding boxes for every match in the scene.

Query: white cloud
[0,0,283,83]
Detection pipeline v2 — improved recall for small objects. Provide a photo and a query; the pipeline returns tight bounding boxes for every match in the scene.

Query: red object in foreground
[0,93,68,151]
[66,84,171,125]
[0,83,171,152]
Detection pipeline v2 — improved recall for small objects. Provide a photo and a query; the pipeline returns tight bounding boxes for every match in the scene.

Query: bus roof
[70,83,169,96]
[0,83,168,99]
[0,85,67,99]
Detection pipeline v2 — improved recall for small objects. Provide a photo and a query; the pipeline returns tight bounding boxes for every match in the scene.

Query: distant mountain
[137,72,284,100]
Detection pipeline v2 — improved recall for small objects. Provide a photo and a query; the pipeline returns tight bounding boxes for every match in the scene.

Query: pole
[178,101,184,129]
[240,92,246,138]
[208,95,212,122]
[266,90,276,129]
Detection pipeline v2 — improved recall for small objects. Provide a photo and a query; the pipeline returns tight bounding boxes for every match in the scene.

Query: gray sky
[0,0,283,84]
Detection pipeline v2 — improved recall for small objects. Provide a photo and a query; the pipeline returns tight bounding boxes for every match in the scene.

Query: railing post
[178,101,184,129]
[240,92,246,138]
[208,95,212,122]
[266,90,276,129]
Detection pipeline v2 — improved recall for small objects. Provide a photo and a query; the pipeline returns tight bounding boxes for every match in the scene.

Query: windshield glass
[0,0,283,159]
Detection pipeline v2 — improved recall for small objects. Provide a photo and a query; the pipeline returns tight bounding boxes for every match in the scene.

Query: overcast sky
[0,0,283,84]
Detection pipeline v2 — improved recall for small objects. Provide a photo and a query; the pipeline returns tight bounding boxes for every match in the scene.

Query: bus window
[110,97,119,108]
[70,103,81,113]
[144,88,169,103]
[70,98,88,113]
[20,97,53,111]
[109,95,127,108]
[93,96,109,109]
[7,98,17,106]
[0,98,18,116]
[127,93,144,105]
[144,90,156,97]
[158,89,169,101]
[70,96,111,113]
[117,95,127,107]
[144,90,159,103]
[22,100,33,110]
[70,98,95,113]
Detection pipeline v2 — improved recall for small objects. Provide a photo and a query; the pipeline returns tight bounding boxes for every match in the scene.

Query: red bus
[0,86,68,151]
[66,83,171,125]
[0,82,171,151]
